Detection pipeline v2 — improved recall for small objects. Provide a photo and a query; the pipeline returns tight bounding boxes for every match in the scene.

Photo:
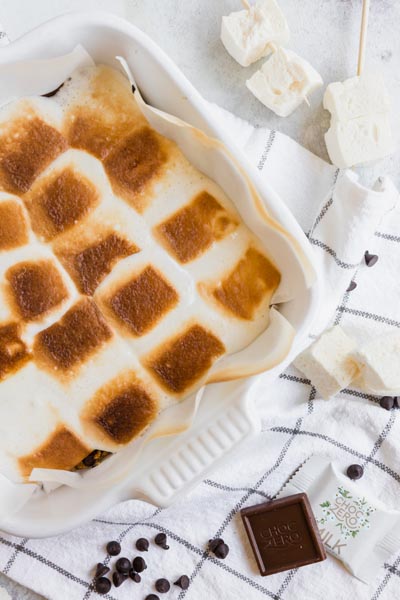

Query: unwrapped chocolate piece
[278,455,400,582]
[241,492,326,576]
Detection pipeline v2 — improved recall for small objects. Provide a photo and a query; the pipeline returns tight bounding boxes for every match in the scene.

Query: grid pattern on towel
[0,115,399,600]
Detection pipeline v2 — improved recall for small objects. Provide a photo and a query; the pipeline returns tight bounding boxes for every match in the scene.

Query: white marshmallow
[354,332,400,396]
[324,73,391,121]
[221,0,290,67]
[294,326,359,399]
[246,46,323,117]
[324,113,393,169]
[323,72,394,168]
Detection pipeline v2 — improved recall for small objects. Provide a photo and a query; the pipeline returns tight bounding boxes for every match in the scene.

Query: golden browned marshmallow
[0,199,30,251]
[0,322,31,381]
[56,231,138,296]
[104,127,169,212]
[23,165,100,241]
[155,191,238,263]
[81,370,159,448]
[63,65,146,159]
[0,109,67,194]
[0,355,92,481]
[145,323,225,394]
[6,260,69,322]
[200,247,281,320]
[102,266,179,338]
[19,425,91,478]
[34,298,113,378]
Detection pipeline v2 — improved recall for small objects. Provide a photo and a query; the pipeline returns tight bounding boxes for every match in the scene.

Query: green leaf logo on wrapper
[317,486,376,553]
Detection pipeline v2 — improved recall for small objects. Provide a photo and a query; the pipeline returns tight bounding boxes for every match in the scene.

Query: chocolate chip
[83,452,96,467]
[346,281,357,292]
[347,464,364,480]
[174,575,190,590]
[95,563,110,578]
[106,540,121,556]
[116,557,131,573]
[155,532,166,544]
[380,396,394,411]
[155,578,170,593]
[214,542,229,559]
[136,537,149,552]
[209,538,229,559]
[112,571,128,587]
[145,596,160,600]
[132,556,147,572]
[94,577,111,595]
[154,533,169,549]
[76,450,111,471]
[365,251,379,267]
[129,570,141,583]
[208,538,224,553]
[42,83,64,98]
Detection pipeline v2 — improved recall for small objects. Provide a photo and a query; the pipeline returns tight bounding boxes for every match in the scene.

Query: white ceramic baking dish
[0,11,321,538]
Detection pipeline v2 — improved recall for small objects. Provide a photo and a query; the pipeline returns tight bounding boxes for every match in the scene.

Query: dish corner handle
[124,392,259,507]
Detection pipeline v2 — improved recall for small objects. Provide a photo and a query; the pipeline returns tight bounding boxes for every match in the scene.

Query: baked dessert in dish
[0,65,301,483]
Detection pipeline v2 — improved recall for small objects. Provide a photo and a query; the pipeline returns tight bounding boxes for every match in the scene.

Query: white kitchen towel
[0,101,400,600]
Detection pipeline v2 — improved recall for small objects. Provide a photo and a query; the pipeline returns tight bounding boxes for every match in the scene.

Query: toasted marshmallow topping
[0,65,286,481]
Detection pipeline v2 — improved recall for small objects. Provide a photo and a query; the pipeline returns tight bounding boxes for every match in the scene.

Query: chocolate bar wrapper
[278,455,400,583]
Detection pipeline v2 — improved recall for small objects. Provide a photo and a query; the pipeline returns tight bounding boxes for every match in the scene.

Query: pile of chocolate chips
[93,532,229,597]
[93,535,183,597]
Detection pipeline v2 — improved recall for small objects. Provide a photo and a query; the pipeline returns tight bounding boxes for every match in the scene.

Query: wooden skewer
[357,0,370,76]
[242,0,251,9]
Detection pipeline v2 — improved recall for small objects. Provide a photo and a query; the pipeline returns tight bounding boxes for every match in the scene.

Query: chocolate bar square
[241,493,326,576]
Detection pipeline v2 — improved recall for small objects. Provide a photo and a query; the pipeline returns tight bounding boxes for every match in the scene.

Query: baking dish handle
[123,380,260,507]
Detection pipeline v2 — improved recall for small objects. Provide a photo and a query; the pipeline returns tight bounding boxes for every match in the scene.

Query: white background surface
[0,1,399,598]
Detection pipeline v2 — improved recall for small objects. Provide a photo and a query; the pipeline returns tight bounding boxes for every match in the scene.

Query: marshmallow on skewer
[246,45,323,117]
[323,0,394,168]
[221,0,290,67]
[324,72,391,121]
[323,73,394,168]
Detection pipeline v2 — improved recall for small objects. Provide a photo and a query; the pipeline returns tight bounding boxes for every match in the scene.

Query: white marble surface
[0,1,399,598]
